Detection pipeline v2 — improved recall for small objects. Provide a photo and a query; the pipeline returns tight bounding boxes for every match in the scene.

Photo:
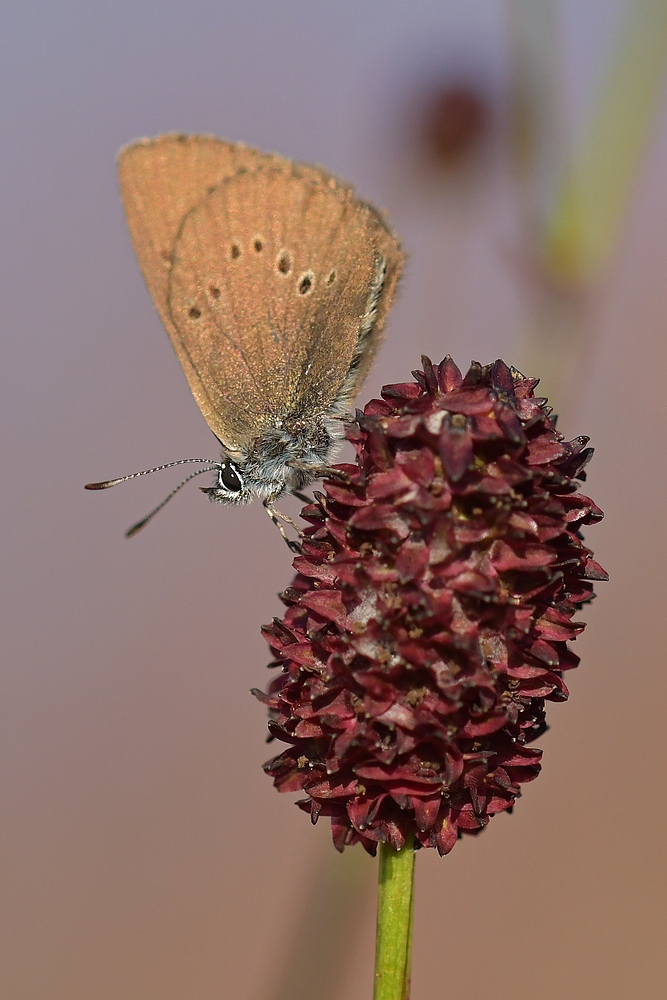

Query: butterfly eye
[220,463,243,492]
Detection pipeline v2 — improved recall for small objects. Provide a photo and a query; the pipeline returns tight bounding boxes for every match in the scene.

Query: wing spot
[298,271,314,295]
[276,250,292,275]
[326,268,337,286]
[188,306,202,319]
[208,285,221,299]
[253,236,264,252]
[230,243,241,259]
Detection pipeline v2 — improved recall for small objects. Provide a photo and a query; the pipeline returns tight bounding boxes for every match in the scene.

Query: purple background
[1,2,665,997]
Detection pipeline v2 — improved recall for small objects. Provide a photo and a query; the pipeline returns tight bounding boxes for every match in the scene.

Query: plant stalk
[373,835,416,1000]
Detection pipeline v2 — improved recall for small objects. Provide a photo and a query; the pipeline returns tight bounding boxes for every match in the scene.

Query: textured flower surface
[256,358,607,855]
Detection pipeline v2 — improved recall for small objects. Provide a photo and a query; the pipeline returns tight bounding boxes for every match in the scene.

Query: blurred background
[2,2,666,997]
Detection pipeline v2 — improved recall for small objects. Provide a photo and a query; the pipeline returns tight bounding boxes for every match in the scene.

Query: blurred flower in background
[416,81,491,170]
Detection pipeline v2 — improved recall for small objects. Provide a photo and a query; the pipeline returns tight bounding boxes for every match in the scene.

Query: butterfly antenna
[125,466,218,538]
[85,458,220,490]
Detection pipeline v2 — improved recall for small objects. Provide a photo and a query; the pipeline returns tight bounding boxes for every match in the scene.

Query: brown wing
[167,163,403,447]
[117,134,285,441]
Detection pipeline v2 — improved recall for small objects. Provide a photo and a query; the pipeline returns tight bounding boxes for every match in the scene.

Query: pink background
[1,2,665,997]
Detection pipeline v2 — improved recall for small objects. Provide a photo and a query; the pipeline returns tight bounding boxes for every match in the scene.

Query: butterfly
[87,134,404,546]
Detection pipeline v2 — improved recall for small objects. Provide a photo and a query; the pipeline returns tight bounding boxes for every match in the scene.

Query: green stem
[373,835,416,1000]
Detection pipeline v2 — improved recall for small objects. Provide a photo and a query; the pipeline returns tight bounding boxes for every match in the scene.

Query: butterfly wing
[167,163,403,447]
[118,134,283,443]
[119,134,403,449]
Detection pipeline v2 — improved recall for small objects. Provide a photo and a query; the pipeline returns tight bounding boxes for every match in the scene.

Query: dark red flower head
[256,357,607,855]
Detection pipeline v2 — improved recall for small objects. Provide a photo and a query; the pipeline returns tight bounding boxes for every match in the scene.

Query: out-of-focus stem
[544,0,667,283]
[373,836,416,1000]
[509,0,667,416]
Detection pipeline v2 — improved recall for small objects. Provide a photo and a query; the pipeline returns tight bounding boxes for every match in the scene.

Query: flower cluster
[256,357,606,855]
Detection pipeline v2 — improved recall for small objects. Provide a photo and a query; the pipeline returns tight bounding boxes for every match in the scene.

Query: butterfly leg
[291,489,313,505]
[286,461,351,483]
[264,500,303,554]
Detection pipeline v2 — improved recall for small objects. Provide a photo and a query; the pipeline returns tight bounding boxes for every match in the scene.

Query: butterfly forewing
[118,135,282,439]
